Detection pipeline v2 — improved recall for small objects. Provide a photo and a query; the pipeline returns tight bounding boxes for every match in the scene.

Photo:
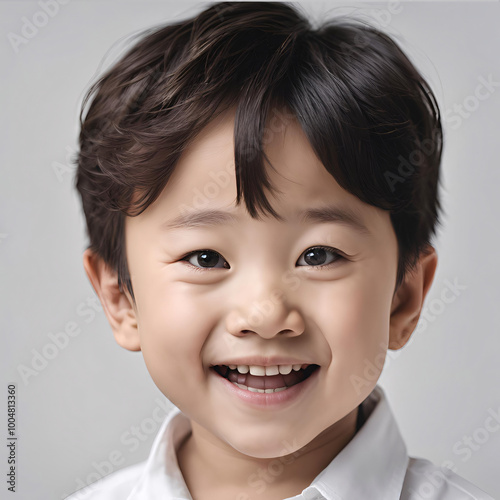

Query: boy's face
[118,107,403,458]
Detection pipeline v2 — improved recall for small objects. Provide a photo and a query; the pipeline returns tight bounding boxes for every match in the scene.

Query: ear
[389,245,438,350]
[82,248,141,352]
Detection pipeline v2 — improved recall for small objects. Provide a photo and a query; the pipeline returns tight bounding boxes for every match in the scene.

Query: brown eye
[183,250,230,270]
[297,246,343,267]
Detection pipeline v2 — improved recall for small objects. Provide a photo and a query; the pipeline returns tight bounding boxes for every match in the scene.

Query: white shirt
[65,385,494,500]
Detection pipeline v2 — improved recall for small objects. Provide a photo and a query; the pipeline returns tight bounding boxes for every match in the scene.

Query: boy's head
[76,2,440,459]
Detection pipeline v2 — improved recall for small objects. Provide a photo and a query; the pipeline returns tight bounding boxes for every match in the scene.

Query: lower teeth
[232,382,288,393]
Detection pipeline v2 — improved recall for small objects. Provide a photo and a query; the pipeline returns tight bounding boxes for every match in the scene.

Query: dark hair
[75,1,443,304]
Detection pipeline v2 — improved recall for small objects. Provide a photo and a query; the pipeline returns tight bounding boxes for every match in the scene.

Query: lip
[210,356,318,367]
[211,364,320,409]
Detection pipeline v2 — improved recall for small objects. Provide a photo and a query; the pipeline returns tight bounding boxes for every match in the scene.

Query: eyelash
[180,246,345,273]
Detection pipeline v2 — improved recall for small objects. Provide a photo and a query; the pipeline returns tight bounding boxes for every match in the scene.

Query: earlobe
[82,248,141,352]
[389,246,438,350]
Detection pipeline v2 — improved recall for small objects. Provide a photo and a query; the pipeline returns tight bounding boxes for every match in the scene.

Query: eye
[181,249,230,271]
[180,245,344,273]
[296,246,343,268]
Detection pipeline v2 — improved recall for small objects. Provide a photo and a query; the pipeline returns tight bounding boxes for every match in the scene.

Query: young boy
[67,2,494,499]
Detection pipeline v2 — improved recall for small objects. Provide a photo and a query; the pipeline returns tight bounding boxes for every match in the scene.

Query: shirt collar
[300,384,409,500]
[127,404,193,499]
[127,385,408,500]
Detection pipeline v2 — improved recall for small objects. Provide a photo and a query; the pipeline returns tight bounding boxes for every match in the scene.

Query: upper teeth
[225,364,307,376]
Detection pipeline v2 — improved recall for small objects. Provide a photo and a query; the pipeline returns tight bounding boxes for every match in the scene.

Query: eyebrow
[162,205,371,235]
[298,205,371,235]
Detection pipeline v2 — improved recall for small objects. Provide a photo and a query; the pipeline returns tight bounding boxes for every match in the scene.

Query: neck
[177,405,360,500]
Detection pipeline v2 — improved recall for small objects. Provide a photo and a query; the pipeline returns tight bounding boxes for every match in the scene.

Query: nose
[225,281,305,340]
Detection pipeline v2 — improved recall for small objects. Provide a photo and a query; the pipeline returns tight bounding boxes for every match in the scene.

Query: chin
[221,430,305,460]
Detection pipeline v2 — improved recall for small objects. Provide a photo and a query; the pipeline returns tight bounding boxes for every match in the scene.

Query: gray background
[1,1,499,499]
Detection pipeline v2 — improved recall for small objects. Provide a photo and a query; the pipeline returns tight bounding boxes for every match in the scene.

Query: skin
[83,106,437,500]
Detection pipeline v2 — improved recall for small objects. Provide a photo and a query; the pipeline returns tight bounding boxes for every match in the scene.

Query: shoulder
[400,456,494,500]
[64,461,145,500]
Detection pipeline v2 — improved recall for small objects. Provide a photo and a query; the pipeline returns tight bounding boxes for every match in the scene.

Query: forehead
[158,108,346,204]
[134,106,390,235]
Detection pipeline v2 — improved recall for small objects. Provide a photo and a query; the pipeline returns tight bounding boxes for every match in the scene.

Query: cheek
[310,269,392,388]
[315,276,390,343]
[135,279,217,396]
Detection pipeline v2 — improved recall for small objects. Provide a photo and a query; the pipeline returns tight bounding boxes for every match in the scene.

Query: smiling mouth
[211,364,320,392]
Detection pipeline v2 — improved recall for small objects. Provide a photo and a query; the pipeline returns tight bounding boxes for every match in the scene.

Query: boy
[68,2,494,499]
